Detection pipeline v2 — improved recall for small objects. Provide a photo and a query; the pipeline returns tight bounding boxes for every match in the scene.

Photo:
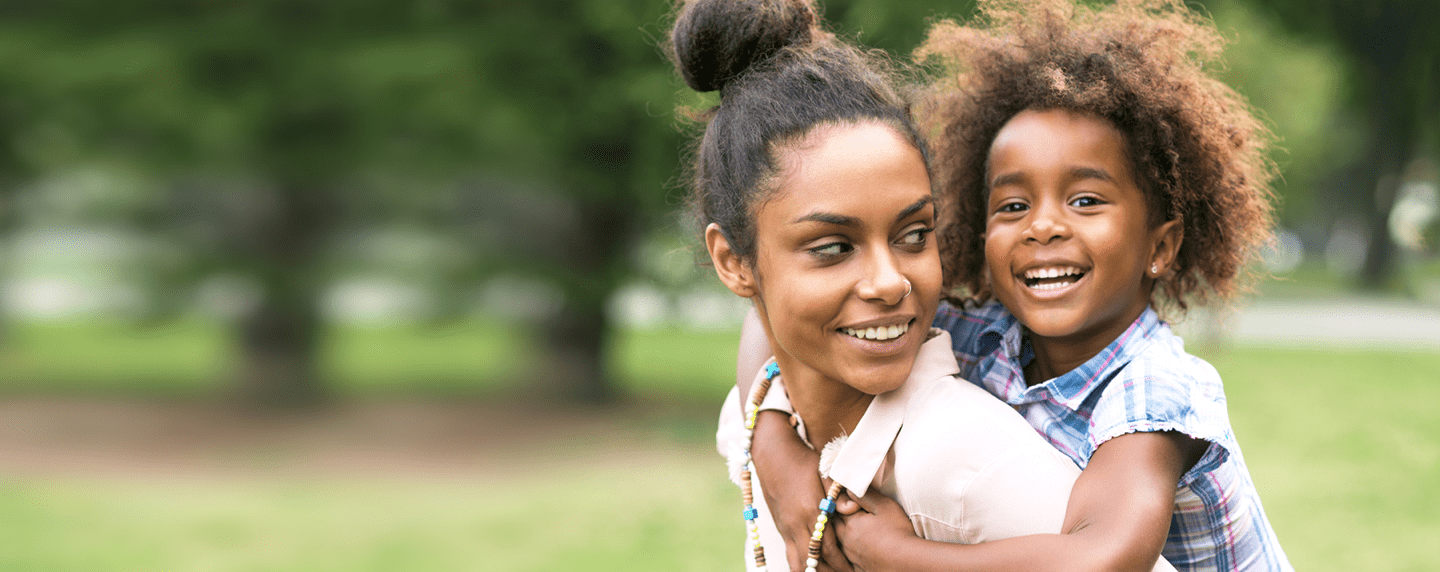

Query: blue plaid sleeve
[1086,339,1235,479]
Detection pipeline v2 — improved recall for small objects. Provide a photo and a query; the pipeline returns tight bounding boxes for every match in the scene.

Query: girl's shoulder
[933,298,1013,345]
[1088,322,1235,452]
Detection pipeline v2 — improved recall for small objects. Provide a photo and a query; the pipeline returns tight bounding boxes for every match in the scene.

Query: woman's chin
[844,363,912,395]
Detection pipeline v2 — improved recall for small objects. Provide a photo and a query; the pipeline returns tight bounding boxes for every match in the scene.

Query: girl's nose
[1023,202,1070,244]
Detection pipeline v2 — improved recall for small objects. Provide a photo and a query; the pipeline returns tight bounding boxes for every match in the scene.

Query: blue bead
[765,362,781,380]
[818,498,836,514]
[743,507,760,520]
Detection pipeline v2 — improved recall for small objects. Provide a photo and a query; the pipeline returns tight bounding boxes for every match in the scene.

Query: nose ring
[902,279,912,300]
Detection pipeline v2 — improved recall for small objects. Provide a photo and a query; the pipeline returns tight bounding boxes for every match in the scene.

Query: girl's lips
[1017,268,1086,299]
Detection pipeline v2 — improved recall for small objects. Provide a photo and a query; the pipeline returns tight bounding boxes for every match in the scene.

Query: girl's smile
[984,109,1181,381]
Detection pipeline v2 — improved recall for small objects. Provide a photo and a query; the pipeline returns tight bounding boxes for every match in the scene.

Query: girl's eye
[1070,195,1103,208]
[995,201,1028,214]
[899,227,933,246]
[809,242,852,258]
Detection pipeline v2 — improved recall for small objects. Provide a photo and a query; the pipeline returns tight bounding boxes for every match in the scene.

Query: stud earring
[1151,263,1160,276]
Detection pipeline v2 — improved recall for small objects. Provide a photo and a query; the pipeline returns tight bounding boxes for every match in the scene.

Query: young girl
[668,1,1173,571]
[739,0,1294,571]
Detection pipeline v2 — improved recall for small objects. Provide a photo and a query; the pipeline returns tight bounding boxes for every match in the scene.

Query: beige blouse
[717,329,1174,571]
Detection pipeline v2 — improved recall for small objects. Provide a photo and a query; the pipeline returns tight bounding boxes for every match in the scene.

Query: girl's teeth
[1030,279,1077,290]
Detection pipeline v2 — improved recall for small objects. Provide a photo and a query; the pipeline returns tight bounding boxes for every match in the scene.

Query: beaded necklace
[740,361,845,572]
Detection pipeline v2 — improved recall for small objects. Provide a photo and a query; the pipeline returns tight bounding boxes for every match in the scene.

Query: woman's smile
[839,318,914,342]
[730,120,942,399]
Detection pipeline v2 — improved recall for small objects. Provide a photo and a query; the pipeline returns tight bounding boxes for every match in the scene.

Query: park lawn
[0,320,1436,570]
[0,450,739,572]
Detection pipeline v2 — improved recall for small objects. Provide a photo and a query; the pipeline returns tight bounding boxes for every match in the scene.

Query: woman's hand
[834,490,919,572]
[752,410,854,572]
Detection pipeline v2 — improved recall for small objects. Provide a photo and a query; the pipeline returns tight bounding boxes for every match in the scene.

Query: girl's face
[710,121,941,396]
[983,109,1180,359]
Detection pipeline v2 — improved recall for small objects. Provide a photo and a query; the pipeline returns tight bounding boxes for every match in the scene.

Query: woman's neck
[775,357,874,450]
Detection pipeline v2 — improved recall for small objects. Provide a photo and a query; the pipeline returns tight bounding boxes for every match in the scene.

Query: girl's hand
[752,410,854,572]
[835,490,919,572]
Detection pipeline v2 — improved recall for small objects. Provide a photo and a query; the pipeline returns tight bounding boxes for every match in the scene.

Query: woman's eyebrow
[792,196,934,227]
[895,196,933,222]
[793,212,857,226]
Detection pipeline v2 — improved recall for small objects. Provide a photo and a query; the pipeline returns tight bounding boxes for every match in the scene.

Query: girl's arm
[837,431,1204,572]
[736,308,855,572]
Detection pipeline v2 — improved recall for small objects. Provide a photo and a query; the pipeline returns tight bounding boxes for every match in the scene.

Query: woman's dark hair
[669,0,928,262]
[918,0,1277,313]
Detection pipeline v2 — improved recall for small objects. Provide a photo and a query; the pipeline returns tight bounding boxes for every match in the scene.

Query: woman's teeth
[842,322,909,341]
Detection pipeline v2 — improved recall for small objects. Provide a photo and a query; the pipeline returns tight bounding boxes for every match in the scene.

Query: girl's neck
[1022,305,1149,387]
[776,357,874,449]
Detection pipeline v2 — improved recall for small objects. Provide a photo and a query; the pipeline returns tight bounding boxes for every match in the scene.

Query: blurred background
[0,0,1435,570]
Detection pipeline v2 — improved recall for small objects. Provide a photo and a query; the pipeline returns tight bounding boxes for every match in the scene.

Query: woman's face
[733,121,940,396]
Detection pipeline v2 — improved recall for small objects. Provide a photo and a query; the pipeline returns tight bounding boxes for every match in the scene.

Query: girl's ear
[706,223,758,298]
[1149,218,1184,278]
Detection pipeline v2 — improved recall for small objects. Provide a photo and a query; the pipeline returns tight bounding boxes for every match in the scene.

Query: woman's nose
[856,251,908,305]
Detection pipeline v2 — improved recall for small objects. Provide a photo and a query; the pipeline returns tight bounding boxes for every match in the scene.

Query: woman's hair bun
[672,0,818,92]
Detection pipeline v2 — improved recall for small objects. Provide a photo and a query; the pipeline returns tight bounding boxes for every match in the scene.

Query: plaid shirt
[934,300,1292,572]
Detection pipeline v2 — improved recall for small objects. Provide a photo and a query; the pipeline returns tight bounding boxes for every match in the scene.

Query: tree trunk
[533,198,634,403]
[229,182,333,409]
[235,291,325,407]
[538,294,613,403]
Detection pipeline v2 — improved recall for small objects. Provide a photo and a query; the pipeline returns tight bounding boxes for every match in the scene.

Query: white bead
[805,567,817,572]
[807,557,819,567]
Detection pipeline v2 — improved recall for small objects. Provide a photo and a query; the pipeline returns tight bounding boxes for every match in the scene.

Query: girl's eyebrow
[1069,166,1115,183]
[792,196,934,227]
[990,172,1024,189]
[990,167,1114,189]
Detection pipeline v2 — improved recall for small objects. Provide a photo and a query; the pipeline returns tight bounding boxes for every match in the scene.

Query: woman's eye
[810,242,851,257]
[899,228,933,246]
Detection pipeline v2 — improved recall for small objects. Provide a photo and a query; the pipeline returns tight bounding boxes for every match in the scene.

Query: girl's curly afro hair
[917,0,1277,314]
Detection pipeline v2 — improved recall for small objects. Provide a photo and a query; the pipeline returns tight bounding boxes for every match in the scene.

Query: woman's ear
[1149,218,1184,278]
[706,223,758,298]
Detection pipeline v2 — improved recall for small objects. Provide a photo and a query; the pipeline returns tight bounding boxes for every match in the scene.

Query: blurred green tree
[0,0,978,405]
[1228,0,1439,288]
[0,1,500,406]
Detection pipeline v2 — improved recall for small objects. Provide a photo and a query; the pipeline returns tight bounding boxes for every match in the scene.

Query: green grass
[0,319,536,396]
[0,322,1437,570]
[1200,347,1440,572]
[0,452,740,572]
